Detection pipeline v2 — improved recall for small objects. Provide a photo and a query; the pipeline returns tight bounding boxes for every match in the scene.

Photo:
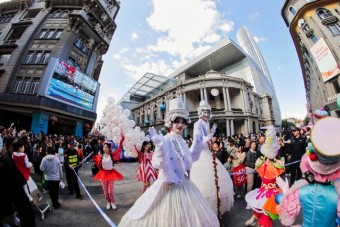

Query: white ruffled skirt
[190,148,234,215]
[118,177,219,227]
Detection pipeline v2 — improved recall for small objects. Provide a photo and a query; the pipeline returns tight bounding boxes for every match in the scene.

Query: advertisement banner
[232,164,247,187]
[43,58,98,111]
[310,38,340,82]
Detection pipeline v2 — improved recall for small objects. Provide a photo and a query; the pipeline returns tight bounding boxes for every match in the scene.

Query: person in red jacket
[93,138,124,210]
[11,138,33,202]
[136,141,158,193]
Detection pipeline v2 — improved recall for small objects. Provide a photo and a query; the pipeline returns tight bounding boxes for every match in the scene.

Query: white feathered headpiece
[260,125,279,159]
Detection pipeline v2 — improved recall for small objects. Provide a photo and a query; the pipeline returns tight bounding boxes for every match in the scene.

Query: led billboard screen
[42,58,98,111]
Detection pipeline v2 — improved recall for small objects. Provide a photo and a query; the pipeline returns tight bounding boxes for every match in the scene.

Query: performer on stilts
[190,100,234,218]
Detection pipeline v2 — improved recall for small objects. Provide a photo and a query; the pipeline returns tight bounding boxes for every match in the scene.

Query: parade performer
[93,138,124,210]
[245,126,285,227]
[118,97,219,227]
[11,138,33,202]
[278,117,340,227]
[136,141,158,193]
[190,100,234,216]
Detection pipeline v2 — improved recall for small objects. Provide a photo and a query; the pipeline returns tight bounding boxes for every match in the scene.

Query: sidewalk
[34,162,142,227]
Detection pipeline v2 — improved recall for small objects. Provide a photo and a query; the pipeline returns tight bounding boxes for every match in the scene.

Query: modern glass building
[236,26,282,126]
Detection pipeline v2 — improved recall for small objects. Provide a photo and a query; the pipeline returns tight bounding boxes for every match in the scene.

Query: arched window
[316,8,333,20]
[60,10,69,18]
[51,10,62,18]
[289,6,297,15]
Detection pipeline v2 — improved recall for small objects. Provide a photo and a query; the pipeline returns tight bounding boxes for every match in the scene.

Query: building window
[74,36,89,54]
[328,24,340,36]
[310,35,318,43]
[51,10,69,18]
[23,51,51,64]
[333,80,340,94]
[21,78,31,93]
[289,6,297,15]
[29,77,40,94]
[13,77,23,93]
[0,13,15,24]
[316,8,333,20]
[37,29,63,39]
[0,54,11,64]
[5,26,29,41]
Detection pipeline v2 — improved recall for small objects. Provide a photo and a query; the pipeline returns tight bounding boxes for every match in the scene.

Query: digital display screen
[44,58,98,111]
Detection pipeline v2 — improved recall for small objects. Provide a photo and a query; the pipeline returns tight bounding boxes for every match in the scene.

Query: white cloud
[112,48,129,60]
[253,36,268,43]
[202,33,221,44]
[248,12,260,21]
[144,0,234,58]
[131,32,138,41]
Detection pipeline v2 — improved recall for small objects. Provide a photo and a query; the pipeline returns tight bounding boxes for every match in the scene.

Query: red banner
[232,164,247,187]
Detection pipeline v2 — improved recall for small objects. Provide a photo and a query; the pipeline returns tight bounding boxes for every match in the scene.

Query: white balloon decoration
[99,96,147,158]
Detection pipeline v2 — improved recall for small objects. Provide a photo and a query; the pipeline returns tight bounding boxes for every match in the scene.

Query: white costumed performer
[118,98,219,227]
[191,100,234,216]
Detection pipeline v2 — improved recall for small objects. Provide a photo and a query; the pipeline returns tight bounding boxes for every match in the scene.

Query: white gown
[118,132,219,227]
[191,119,234,215]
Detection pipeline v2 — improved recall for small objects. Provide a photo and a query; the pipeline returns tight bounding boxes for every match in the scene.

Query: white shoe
[236,194,242,199]
[245,216,256,226]
[111,202,117,210]
[106,202,111,210]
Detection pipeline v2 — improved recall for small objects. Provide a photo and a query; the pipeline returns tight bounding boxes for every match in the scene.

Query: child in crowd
[224,155,234,172]
[11,138,33,202]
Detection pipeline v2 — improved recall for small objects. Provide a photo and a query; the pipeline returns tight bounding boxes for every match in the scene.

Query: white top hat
[198,100,211,111]
[164,98,190,127]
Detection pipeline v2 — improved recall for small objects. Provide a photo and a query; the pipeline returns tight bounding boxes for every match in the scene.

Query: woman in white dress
[118,98,219,227]
[191,100,234,216]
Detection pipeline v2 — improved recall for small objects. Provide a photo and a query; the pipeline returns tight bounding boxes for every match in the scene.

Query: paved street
[31,161,301,227]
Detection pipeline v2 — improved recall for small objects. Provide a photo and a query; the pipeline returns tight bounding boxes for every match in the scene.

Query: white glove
[276,176,289,194]
[210,123,217,134]
[203,134,213,143]
[148,127,164,145]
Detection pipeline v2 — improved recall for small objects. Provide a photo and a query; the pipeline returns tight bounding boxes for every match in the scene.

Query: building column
[223,87,228,110]
[139,109,143,126]
[134,111,138,124]
[226,119,230,137]
[241,89,247,112]
[150,104,154,123]
[226,88,231,111]
[230,119,234,135]
[204,88,208,101]
[200,89,204,100]
[183,92,186,108]
[244,119,248,135]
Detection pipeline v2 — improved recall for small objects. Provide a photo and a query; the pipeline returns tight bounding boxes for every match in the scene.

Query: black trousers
[289,162,302,186]
[65,167,80,196]
[46,180,60,207]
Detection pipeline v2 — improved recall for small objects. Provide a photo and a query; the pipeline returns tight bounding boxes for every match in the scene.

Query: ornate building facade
[282,0,340,118]
[0,0,120,135]
[120,39,279,137]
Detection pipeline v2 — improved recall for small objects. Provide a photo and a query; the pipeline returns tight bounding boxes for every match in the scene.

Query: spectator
[40,147,63,209]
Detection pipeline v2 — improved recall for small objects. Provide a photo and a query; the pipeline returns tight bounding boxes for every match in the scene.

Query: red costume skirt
[94,169,123,181]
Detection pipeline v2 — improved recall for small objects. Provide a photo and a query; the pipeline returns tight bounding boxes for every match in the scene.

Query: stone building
[282,0,340,118]
[120,39,279,137]
[0,0,120,135]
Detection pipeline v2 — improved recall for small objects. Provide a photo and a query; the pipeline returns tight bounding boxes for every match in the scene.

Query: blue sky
[97,0,307,121]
